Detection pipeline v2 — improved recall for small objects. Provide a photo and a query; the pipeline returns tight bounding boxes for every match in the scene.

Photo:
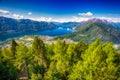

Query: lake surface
[0,27,74,41]
[37,27,74,36]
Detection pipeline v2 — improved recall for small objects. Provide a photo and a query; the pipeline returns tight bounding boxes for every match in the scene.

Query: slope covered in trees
[0,16,58,41]
[0,37,120,80]
[58,22,120,44]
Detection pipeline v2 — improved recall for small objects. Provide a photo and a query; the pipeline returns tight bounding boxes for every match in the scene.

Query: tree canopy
[0,37,120,80]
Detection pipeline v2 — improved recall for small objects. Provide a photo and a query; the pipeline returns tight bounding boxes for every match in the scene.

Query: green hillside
[58,22,120,43]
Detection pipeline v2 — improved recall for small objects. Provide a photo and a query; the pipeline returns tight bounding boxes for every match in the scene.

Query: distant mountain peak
[59,18,120,43]
[87,18,108,23]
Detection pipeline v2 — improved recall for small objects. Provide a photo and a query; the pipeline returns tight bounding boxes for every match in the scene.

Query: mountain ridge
[58,21,120,43]
[0,16,58,41]
[1,16,120,43]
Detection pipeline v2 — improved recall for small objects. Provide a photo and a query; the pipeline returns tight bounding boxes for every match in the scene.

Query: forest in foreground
[0,36,120,80]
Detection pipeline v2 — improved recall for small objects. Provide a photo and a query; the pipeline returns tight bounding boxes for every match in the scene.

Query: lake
[37,27,74,36]
[0,27,74,41]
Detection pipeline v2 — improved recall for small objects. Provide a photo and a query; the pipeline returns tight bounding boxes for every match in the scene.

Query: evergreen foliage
[0,37,120,80]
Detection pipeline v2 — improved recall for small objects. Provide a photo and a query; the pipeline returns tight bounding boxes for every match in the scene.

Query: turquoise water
[37,27,74,36]
[0,27,74,41]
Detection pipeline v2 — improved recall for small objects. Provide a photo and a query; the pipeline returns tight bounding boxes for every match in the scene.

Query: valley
[0,16,74,41]
[1,0,120,79]
[1,17,120,45]
[1,18,120,52]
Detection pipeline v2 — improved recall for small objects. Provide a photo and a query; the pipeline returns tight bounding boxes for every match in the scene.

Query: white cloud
[52,17,90,22]
[30,16,91,22]
[31,17,52,22]
[72,16,90,22]
[31,17,73,22]
[0,9,119,23]
[30,16,120,23]
[98,17,120,22]
[28,12,32,15]
[78,12,93,17]
[51,18,70,22]
[0,9,10,15]
[12,13,24,19]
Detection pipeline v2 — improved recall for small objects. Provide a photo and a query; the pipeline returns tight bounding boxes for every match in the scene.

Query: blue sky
[0,0,120,22]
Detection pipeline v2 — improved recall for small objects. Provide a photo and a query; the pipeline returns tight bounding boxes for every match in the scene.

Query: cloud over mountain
[78,12,93,17]
[31,17,52,22]
[12,13,24,19]
[0,9,10,15]
[28,12,32,15]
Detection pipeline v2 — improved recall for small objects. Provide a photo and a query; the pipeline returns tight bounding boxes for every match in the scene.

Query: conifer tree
[15,43,29,78]
[75,41,88,60]
[50,39,69,79]
[11,39,18,56]
[1,47,18,79]
[69,39,118,80]
[28,36,48,79]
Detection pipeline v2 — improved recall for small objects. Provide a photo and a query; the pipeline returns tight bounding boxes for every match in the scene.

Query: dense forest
[0,36,120,80]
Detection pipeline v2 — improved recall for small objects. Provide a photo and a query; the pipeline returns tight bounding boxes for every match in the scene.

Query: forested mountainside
[0,16,58,32]
[0,36,120,79]
[58,19,120,44]
[0,16,58,41]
